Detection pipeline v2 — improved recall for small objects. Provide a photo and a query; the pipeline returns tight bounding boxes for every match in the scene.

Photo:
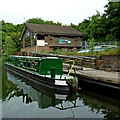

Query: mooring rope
[67,60,75,78]
[67,101,75,118]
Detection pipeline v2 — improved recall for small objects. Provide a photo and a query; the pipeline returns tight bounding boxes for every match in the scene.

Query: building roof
[20,23,84,40]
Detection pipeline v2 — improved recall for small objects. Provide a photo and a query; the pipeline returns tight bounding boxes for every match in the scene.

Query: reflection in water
[78,91,120,119]
[5,72,77,110]
[2,68,120,119]
[23,94,32,104]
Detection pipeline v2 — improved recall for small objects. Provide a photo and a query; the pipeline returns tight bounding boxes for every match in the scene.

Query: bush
[39,47,120,57]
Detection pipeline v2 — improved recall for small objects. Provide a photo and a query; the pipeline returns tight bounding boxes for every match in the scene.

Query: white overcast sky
[0,0,108,25]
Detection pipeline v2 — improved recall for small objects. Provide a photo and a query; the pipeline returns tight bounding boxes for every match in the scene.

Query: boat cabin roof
[9,55,60,60]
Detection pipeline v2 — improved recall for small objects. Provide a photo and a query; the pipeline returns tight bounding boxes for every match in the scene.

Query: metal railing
[78,41,120,49]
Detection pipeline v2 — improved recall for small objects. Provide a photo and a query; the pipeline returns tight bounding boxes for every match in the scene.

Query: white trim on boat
[55,80,68,86]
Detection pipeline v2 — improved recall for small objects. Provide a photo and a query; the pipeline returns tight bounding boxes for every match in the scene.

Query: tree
[70,23,79,30]
[26,18,45,24]
[86,12,107,41]
[104,2,120,41]
[72,2,120,42]
[26,18,62,26]
[10,32,22,51]
[1,20,23,52]
[2,36,16,56]
[78,19,90,39]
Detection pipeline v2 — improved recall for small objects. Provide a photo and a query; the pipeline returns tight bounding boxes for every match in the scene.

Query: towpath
[63,63,119,86]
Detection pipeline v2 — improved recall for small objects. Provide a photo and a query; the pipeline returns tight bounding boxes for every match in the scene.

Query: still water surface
[2,71,120,119]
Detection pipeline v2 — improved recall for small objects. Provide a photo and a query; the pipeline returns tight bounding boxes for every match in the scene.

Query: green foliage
[54,48,78,56]
[70,23,79,30]
[78,47,120,57]
[26,18,45,24]
[88,38,95,49]
[54,48,61,54]
[51,47,120,57]
[104,2,120,41]
[2,36,16,56]
[1,20,23,52]
[77,19,90,40]
[26,18,62,26]
[71,2,120,42]
[0,32,2,45]
[1,59,24,101]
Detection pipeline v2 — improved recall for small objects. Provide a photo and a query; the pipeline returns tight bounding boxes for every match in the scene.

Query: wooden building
[20,23,84,52]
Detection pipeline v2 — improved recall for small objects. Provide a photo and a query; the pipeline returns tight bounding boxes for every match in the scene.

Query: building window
[36,34,44,40]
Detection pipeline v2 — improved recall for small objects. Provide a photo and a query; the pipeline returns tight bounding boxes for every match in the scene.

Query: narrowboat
[4,55,78,94]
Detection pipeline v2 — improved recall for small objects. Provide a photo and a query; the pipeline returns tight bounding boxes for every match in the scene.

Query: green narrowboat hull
[5,63,77,94]
[4,55,78,94]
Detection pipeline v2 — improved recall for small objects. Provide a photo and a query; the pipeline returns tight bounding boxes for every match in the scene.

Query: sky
[0,0,108,25]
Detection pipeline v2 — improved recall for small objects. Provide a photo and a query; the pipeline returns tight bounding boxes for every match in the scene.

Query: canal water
[1,66,120,119]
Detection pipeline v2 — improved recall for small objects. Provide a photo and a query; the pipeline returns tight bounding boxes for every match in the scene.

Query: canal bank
[63,63,119,85]
[63,63,120,98]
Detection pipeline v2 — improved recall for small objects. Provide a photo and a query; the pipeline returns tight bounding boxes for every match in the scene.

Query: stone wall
[96,56,120,71]
[77,56,120,71]
[76,56,120,71]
